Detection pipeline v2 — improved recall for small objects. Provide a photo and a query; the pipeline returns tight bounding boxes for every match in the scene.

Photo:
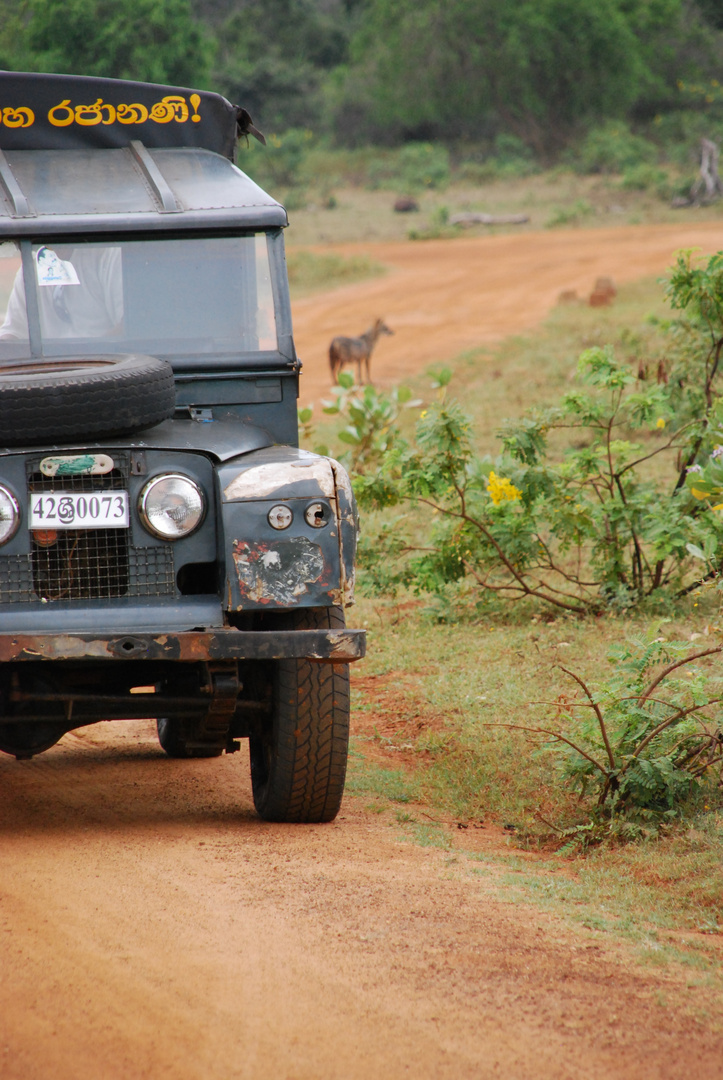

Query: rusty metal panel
[0,628,365,664]
[232,537,326,604]
[220,494,343,611]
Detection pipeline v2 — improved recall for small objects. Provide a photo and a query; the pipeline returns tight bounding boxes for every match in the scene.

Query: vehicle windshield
[0,234,277,359]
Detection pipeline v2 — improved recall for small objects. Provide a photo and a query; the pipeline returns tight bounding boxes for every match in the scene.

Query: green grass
[334,274,723,965]
[286,188,723,970]
[286,249,386,297]
[277,162,723,247]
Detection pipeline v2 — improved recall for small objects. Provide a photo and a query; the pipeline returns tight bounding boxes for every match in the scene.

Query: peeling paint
[329,458,357,607]
[329,458,354,512]
[232,537,326,604]
[224,460,336,501]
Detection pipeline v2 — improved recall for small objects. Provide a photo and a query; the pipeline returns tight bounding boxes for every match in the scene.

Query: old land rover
[0,71,364,823]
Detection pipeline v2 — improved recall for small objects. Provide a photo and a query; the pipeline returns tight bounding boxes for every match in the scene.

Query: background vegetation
[1,0,723,173]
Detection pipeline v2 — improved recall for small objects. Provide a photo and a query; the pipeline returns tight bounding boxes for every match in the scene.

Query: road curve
[291,221,723,404]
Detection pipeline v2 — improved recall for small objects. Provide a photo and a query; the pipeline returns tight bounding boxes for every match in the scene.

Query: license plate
[29,491,130,529]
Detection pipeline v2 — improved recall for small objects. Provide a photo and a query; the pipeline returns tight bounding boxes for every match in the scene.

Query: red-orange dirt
[292,222,723,405]
[2,721,722,1080]
[3,224,723,1079]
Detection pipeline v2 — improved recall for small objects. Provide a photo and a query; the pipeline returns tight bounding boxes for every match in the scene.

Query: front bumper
[0,628,366,664]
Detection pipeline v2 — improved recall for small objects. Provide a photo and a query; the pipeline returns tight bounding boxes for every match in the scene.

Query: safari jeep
[0,71,364,822]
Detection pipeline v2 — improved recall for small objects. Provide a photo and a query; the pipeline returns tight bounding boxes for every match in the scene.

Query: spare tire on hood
[0,353,175,445]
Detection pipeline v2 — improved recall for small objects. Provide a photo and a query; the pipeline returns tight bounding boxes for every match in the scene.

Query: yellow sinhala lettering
[1,107,35,128]
[48,99,75,127]
[149,97,178,123]
[74,98,105,126]
[116,103,149,125]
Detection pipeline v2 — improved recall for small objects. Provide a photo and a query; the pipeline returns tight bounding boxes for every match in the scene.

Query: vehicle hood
[0,417,274,462]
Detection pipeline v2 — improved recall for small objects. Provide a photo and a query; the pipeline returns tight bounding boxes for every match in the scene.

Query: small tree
[350,251,723,613]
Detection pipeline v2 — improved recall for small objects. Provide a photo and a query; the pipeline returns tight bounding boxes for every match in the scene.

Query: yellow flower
[656,417,665,429]
[486,470,522,506]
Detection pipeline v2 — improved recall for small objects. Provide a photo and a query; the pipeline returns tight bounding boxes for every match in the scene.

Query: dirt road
[292,222,723,404]
[2,720,722,1080]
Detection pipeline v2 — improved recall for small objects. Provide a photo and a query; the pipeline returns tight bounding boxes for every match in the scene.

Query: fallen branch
[449,212,530,227]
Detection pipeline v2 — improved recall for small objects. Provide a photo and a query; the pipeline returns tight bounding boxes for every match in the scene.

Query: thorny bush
[508,629,723,841]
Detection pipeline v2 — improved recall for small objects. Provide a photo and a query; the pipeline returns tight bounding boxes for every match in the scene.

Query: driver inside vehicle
[0,244,123,342]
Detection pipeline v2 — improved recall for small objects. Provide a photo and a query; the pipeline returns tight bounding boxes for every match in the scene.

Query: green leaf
[430,367,452,388]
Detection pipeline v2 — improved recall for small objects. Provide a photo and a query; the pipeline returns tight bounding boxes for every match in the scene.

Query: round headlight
[139,474,205,540]
[0,486,19,546]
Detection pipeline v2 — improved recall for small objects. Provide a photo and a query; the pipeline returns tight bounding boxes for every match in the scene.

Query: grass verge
[339,276,723,971]
[286,249,386,297]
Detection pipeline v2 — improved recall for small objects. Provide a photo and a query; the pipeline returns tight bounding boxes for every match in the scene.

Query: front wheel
[249,607,350,823]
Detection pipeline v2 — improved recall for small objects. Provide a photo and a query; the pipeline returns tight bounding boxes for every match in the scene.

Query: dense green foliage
[0,0,213,88]
[1,0,722,157]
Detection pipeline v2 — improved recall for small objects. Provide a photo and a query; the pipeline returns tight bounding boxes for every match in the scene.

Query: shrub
[570,121,658,174]
[545,199,595,227]
[525,629,723,837]
[344,252,723,615]
[398,142,450,191]
[253,128,314,188]
[620,163,670,194]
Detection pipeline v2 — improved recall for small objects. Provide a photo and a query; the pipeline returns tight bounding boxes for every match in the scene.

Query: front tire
[249,607,350,823]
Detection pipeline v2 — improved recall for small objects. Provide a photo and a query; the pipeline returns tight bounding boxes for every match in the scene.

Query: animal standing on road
[328,318,393,384]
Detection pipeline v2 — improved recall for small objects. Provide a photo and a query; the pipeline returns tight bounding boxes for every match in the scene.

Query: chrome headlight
[139,474,205,540]
[0,485,19,546]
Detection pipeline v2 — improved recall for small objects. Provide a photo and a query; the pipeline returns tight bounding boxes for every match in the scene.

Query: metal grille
[0,455,179,604]
[0,547,175,603]
[33,527,130,600]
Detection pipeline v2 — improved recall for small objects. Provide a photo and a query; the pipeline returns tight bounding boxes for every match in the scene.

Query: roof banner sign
[0,72,240,158]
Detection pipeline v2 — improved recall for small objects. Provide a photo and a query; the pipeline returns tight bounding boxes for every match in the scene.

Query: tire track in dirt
[291,222,723,405]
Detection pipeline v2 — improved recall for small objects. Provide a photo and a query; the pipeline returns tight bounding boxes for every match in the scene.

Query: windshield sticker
[34,247,80,287]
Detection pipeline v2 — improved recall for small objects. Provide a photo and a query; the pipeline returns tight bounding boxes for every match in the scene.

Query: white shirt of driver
[0,246,123,341]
